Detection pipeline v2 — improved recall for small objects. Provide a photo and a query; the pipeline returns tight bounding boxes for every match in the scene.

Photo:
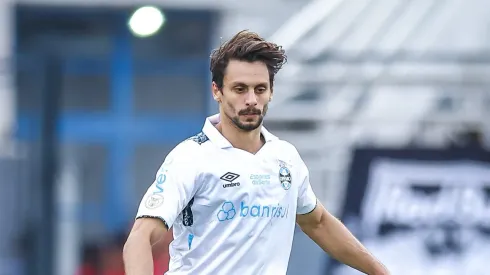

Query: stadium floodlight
[128,6,165,38]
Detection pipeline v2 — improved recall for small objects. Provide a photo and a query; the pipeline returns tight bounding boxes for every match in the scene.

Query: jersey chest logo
[220,172,241,188]
[278,160,292,190]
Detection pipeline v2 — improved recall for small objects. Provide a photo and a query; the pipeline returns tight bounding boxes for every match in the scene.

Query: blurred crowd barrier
[331,146,490,275]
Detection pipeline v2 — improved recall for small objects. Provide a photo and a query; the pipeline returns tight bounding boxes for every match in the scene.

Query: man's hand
[296,201,390,275]
[123,217,168,275]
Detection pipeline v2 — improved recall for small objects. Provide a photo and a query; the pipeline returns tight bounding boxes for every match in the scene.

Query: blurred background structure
[1,0,490,274]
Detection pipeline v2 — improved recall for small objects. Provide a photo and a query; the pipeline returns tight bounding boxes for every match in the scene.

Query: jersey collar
[202,114,278,149]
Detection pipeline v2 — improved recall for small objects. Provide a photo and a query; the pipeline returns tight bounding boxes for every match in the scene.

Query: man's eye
[234,87,245,93]
[256,87,266,93]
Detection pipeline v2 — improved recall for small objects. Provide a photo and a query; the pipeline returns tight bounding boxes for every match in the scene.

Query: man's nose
[244,90,258,106]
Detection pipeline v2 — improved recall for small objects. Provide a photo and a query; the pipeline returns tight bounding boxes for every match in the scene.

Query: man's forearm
[123,233,155,275]
[301,211,388,275]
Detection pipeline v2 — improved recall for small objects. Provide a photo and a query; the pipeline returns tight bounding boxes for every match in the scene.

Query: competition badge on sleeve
[145,194,164,209]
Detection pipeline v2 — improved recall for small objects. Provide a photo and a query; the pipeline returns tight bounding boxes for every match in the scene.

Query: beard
[227,104,268,132]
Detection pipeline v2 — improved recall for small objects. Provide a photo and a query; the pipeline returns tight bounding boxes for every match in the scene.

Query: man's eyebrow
[230,81,269,87]
[230,81,247,86]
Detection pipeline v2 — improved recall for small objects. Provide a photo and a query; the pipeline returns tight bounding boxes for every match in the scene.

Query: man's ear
[212,82,221,103]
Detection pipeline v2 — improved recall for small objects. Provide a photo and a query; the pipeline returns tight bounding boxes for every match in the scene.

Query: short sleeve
[296,160,318,215]
[136,141,200,228]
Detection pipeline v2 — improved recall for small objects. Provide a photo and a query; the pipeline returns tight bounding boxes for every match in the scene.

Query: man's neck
[216,117,264,154]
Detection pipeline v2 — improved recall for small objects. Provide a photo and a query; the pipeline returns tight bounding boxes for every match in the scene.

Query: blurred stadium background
[1,0,490,274]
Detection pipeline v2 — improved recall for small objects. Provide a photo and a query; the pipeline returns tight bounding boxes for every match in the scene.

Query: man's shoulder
[186,131,211,146]
[167,132,211,159]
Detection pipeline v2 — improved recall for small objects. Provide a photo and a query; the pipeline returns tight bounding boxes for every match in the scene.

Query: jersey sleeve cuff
[136,215,170,230]
[296,199,317,215]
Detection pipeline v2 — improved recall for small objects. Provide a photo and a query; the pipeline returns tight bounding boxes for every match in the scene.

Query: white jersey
[136,114,318,275]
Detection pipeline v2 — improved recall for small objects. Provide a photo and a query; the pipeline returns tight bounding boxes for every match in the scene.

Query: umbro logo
[220,172,240,188]
[220,172,240,182]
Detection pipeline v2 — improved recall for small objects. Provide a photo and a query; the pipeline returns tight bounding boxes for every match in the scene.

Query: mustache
[238,108,262,116]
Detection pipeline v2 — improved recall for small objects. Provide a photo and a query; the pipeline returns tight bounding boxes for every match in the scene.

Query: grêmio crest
[278,160,292,190]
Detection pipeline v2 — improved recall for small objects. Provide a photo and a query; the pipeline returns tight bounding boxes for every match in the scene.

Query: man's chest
[198,151,298,204]
[183,150,300,228]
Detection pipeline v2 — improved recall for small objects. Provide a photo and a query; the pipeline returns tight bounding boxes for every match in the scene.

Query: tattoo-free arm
[296,201,389,275]
[123,217,168,275]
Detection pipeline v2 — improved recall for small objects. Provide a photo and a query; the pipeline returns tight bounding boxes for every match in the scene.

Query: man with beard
[123,30,389,275]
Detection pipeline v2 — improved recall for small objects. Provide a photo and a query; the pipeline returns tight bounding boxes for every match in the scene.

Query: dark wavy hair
[210,30,287,90]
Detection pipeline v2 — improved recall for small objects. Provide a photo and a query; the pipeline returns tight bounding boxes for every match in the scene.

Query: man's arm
[123,217,168,275]
[123,140,201,275]
[296,201,389,275]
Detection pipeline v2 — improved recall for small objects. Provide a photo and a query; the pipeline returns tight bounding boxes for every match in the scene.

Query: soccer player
[123,30,390,275]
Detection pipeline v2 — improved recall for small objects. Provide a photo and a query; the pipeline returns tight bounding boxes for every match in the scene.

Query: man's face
[213,60,272,132]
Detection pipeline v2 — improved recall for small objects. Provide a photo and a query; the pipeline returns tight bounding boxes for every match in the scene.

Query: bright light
[128,6,165,38]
